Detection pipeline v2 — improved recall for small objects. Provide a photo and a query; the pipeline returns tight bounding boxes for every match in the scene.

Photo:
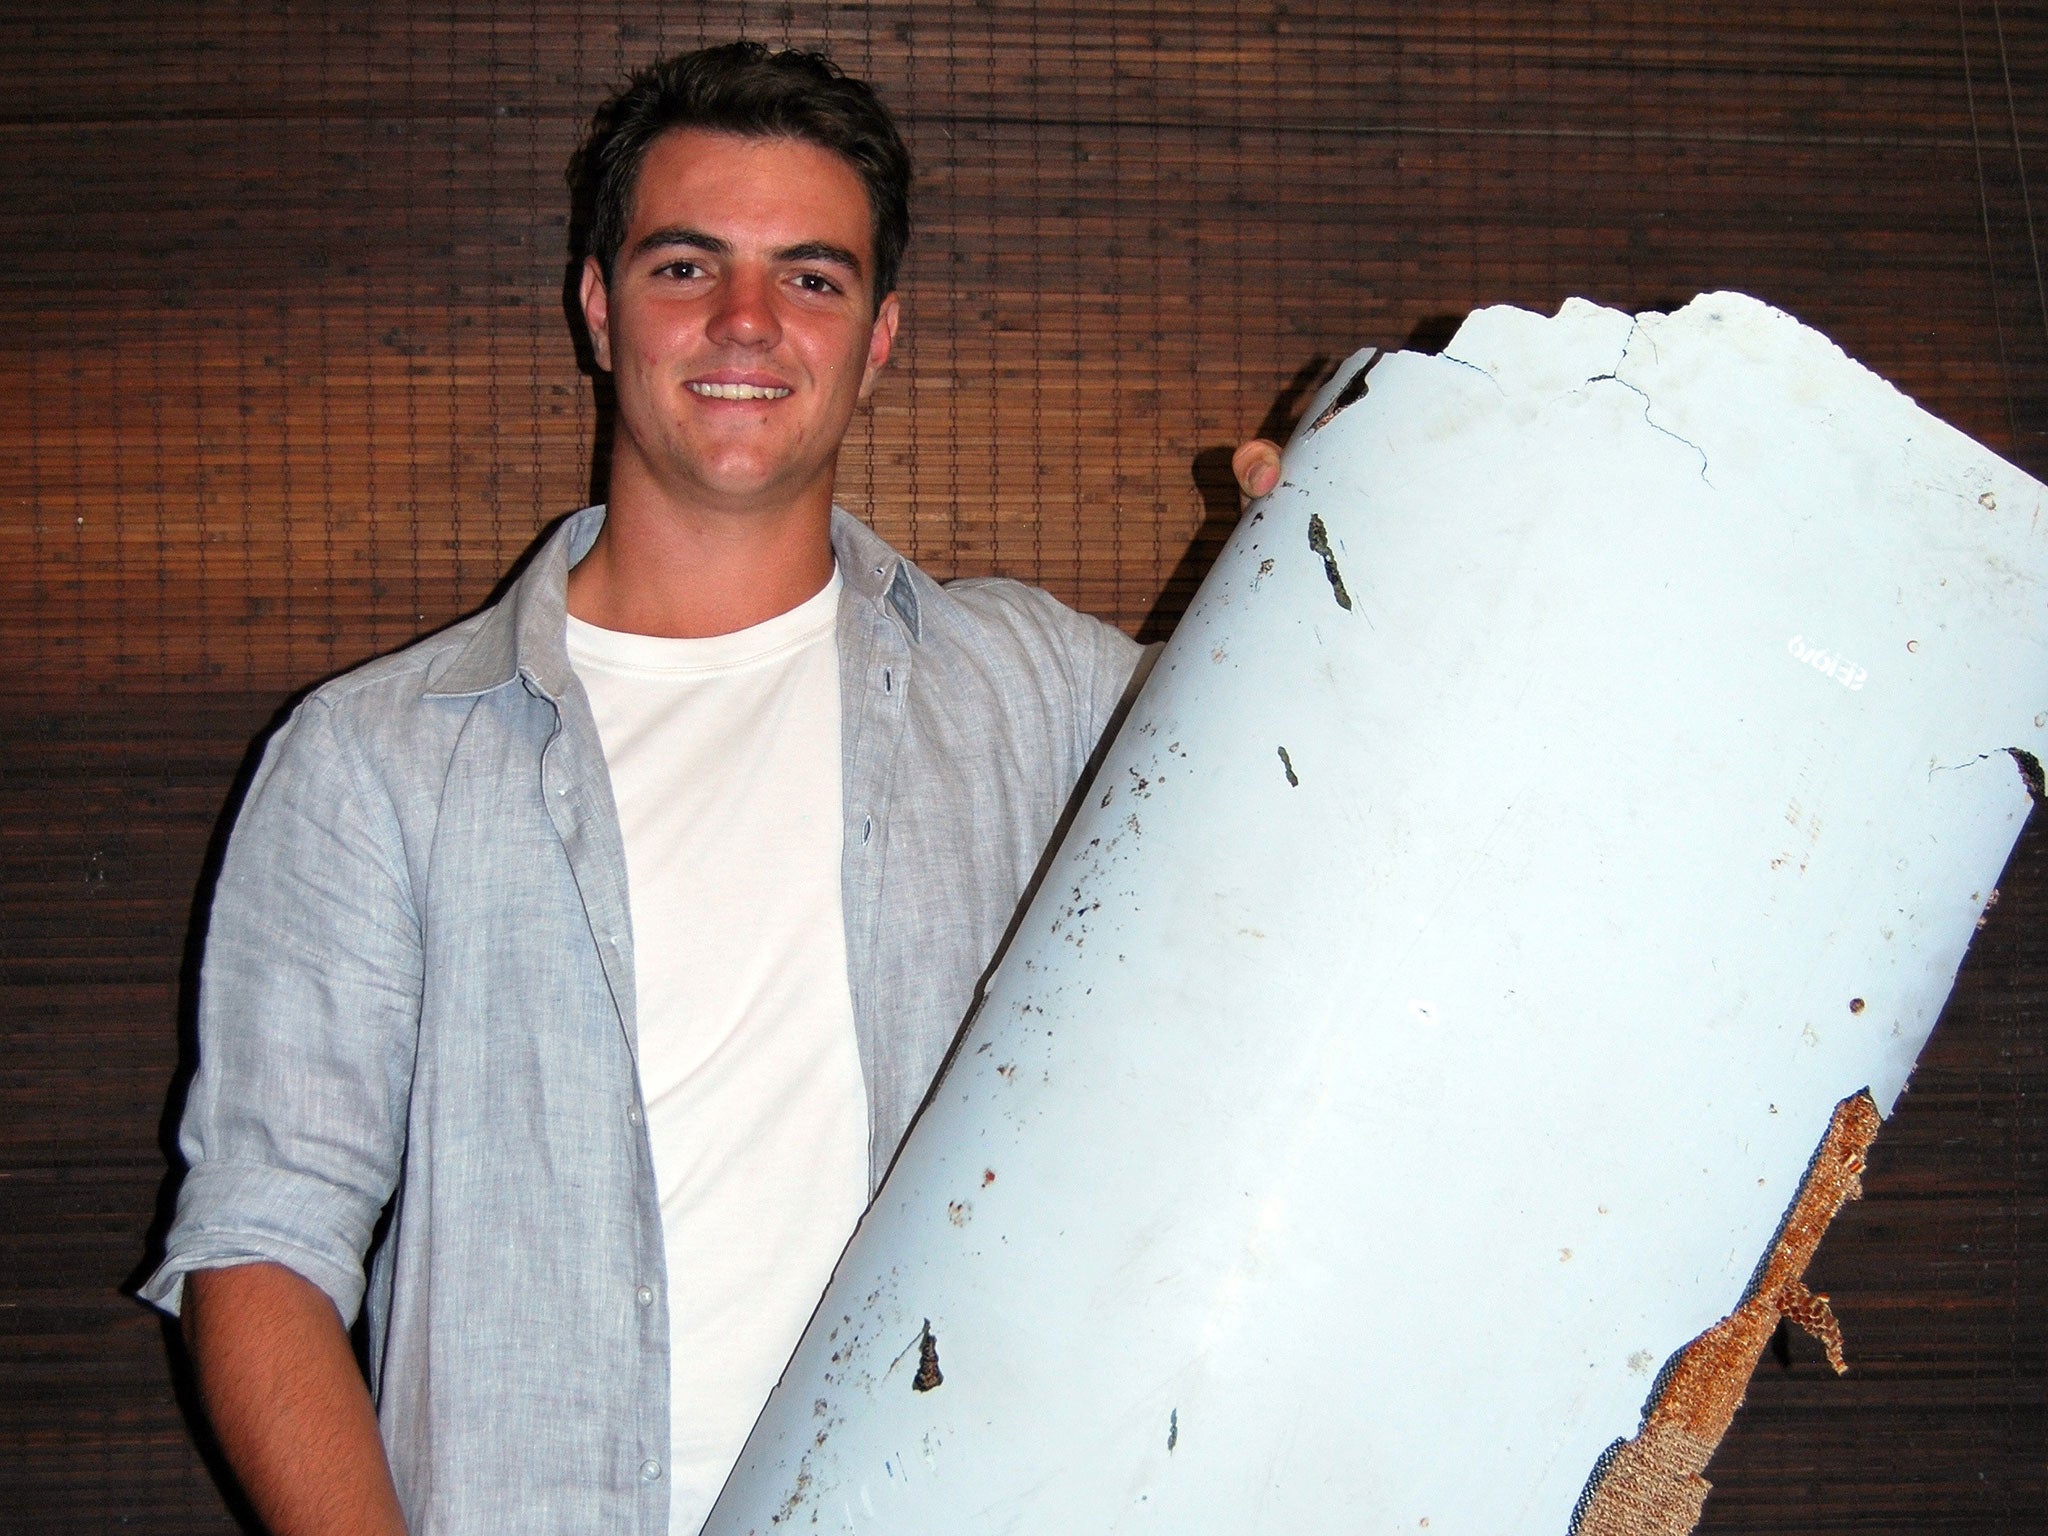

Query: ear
[857,292,901,402]
[579,255,614,373]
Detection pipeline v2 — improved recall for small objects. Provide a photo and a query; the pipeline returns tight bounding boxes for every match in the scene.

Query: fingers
[1232,438,1283,500]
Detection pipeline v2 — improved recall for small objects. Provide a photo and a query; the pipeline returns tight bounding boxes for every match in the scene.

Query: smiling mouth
[687,382,792,400]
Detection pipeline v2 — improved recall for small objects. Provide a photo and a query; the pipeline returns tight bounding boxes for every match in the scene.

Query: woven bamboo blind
[3,4,2042,1530]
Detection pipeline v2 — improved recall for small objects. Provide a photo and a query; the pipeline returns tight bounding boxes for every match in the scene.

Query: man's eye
[795,272,841,294]
[657,260,703,280]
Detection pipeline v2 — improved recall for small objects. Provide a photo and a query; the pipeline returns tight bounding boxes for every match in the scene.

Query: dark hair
[573,41,911,306]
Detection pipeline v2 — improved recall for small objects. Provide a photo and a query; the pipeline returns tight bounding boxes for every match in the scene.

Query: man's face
[580,128,899,520]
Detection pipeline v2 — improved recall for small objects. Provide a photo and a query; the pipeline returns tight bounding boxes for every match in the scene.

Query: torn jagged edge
[2008,746,2045,803]
[1308,350,1383,432]
[1567,1089,1880,1536]
[1930,747,2045,804]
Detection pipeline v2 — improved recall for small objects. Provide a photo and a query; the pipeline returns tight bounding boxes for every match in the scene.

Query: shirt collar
[829,505,923,641]
[424,504,921,701]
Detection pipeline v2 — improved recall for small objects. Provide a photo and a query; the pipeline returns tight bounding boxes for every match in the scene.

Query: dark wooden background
[2,2,2041,1530]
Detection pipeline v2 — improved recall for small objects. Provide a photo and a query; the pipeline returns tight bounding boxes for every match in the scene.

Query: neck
[566,468,838,640]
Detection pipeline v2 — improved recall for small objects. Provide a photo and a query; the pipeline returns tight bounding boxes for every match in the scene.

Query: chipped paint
[912,1322,943,1393]
[1305,513,1353,611]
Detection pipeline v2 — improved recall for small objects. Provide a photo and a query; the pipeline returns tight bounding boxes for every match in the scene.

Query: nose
[707,263,781,349]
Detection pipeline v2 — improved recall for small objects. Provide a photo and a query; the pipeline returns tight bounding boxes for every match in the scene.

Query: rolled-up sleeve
[141,691,423,1324]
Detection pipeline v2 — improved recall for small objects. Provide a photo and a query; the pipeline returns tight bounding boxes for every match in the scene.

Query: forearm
[183,1262,407,1536]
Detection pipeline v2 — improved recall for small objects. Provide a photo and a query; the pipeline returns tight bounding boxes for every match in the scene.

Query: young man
[146,42,1281,1536]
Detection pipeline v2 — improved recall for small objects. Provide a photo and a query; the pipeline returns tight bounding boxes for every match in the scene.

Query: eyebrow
[632,226,729,261]
[632,227,865,278]
[775,240,864,277]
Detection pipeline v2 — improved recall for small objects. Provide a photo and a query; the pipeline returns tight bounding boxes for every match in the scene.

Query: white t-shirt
[566,570,869,1534]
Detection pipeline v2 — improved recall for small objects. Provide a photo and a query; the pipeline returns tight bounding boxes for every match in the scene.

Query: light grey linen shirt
[142,505,1140,1535]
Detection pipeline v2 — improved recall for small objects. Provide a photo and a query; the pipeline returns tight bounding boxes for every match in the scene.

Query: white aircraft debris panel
[703,293,2048,1536]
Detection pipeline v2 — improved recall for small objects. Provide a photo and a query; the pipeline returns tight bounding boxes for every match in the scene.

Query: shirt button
[635,1285,654,1307]
[627,1105,643,1126]
[640,1458,662,1482]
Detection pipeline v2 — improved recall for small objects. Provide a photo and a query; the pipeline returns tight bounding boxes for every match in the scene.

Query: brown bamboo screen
[2,3,2042,1530]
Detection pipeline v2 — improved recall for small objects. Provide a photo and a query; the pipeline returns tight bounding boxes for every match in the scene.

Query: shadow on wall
[1139,352,1335,643]
[130,698,298,1536]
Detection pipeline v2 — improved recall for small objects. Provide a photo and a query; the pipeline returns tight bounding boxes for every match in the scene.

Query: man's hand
[183,1262,408,1536]
[1233,439,1283,501]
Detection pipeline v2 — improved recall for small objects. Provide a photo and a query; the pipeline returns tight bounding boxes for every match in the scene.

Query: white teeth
[688,382,792,400]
